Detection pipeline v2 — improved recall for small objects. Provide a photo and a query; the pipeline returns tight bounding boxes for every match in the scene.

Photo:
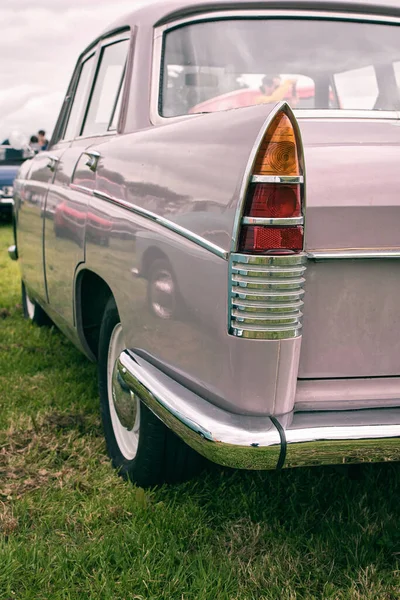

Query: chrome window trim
[70,183,94,195]
[62,31,131,144]
[73,130,116,143]
[296,109,400,120]
[60,50,98,144]
[79,34,131,140]
[242,216,304,226]
[151,9,400,126]
[93,189,228,259]
[252,175,304,184]
[307,249,400,260]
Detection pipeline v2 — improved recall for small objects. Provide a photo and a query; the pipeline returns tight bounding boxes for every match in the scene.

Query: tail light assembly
[238,109,304,254]
[229,103,307,340]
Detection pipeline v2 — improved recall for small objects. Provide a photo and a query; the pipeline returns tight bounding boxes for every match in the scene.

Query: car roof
[103,0,400,33]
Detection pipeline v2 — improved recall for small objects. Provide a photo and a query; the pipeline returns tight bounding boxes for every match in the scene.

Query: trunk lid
[299,117,400,378]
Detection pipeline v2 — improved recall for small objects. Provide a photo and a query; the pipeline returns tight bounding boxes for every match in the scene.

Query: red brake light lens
[246,184,301,218]
[240,226,304,254]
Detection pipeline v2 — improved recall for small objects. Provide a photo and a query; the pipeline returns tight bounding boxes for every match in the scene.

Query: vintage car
[0,145,31,219]
[9,0,400,486]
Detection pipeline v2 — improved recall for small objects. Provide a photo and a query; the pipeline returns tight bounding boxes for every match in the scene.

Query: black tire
[53,222,62,238]
[21,281,53,327]
[146,258,184,320]
[98,296,205,487]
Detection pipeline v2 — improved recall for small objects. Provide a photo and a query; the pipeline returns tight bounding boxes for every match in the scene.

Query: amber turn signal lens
[247,184,301,218]
[253,113,299,177]
[239,226,304,254]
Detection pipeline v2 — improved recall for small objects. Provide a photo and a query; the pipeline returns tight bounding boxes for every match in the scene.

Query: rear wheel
[98,297,204,486]
[21,282,53,326]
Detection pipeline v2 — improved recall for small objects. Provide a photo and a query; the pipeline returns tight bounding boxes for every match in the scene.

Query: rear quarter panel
[84,105,300,415]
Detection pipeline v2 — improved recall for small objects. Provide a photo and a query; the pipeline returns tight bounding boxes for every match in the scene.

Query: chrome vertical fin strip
[229,253,307,339]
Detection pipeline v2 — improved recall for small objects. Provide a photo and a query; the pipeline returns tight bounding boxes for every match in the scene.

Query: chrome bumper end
[8,244,18,261]
[117,350,400,470]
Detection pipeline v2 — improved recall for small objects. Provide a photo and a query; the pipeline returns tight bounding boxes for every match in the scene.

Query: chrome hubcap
[108,324,140,460]
[151,269,175,319]
[25,289,35,320]
[112,368,138,430]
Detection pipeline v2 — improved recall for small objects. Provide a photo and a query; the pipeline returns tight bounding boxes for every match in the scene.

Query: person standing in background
[30,135,40,153]
[38,130,49,151]
[255,75,298,107]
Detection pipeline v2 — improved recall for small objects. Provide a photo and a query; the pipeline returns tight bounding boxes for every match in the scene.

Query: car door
[43,33,130,325]
[16,146,67,304]
[16,47,97,306]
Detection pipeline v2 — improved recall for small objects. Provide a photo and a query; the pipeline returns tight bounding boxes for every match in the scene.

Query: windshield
[160,18,400,117]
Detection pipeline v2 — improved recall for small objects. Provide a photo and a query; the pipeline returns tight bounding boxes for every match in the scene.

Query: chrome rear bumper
[117,350,400,470]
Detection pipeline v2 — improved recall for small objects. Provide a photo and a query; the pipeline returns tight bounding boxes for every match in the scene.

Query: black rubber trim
[270,416,287,470]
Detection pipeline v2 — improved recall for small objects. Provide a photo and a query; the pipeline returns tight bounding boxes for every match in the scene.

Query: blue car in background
[0,144,30,220]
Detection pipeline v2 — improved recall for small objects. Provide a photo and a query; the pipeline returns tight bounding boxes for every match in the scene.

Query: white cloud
[0,0,152,141]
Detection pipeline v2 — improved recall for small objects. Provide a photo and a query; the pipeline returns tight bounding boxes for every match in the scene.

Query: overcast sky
[0,0,152,142]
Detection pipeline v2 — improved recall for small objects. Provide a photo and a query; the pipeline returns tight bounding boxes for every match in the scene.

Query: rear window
[161,18,400,116]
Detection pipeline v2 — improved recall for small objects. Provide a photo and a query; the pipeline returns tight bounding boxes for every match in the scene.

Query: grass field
[1,222,400,599]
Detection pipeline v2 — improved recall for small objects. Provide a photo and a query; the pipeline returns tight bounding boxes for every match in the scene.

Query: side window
[63,54,95,141]
[81,39,129,137]
[109,83,124,131]
[333,66,379,110]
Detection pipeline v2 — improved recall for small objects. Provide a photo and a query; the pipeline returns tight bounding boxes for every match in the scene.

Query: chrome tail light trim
[229,253,307,339]
[242,216,304,226]
[251,175,304,184]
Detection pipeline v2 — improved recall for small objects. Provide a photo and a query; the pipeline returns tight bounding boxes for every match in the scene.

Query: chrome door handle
[84,150,100,173]
[47,155,59,172]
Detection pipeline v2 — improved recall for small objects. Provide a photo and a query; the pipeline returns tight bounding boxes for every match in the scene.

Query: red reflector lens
[239,226,303,253]
[246,184,301,218]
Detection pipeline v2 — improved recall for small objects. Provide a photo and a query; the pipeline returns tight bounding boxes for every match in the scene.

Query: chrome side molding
[93,189,228,260]
[117,350,400,471]
[307,249,400,260]
[228,252,307,340]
